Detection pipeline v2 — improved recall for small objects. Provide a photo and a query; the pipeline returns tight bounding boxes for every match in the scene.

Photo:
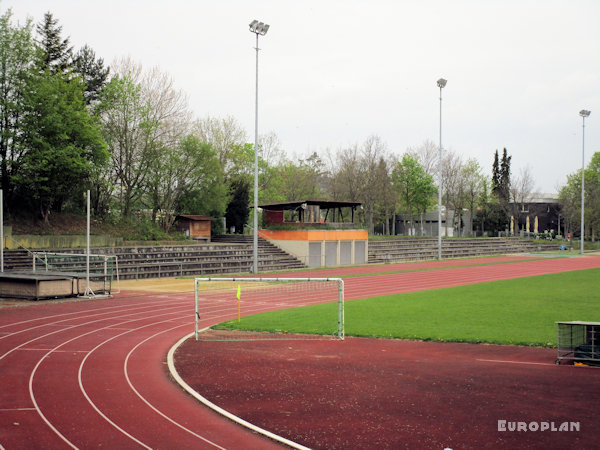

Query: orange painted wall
[259,229,368,241]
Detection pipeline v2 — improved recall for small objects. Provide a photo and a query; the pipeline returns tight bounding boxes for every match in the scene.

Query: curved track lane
[1,255,599,448]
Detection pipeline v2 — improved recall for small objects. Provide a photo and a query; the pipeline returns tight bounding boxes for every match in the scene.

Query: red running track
[1,255,599,448]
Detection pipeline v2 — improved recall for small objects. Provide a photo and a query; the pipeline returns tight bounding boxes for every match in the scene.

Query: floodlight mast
[437,78,447,260]
[579,109,591,255]
[249,19,269,273]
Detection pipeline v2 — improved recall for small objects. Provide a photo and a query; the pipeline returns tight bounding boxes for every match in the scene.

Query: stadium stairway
[2,236,305,280]
[368,237,561,264]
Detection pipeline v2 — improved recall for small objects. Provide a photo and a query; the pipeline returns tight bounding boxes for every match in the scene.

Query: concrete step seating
[368,237,561,264]
[3,236,305,280]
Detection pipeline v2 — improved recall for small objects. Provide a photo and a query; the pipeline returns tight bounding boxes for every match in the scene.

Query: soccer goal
[31,251,119,296]
[194,277,344,341]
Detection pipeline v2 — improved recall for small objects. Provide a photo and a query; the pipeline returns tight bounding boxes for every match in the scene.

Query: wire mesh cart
[556,321,600,365]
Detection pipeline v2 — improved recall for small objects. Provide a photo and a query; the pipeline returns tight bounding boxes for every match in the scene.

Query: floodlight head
[249,19,270,35]
[579,109,591,118]
[437,78,447,89]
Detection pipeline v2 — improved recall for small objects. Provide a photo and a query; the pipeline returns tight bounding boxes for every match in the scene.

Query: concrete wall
[4,233,124,250]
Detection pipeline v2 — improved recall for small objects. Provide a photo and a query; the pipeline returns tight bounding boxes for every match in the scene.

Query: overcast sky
[4,0,599,193]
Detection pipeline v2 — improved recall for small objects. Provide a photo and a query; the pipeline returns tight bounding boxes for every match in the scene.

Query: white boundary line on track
[476,358,555,366]
[167,330,311,450]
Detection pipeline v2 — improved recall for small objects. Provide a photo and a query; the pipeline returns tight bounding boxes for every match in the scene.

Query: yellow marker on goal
[236,284,241,322]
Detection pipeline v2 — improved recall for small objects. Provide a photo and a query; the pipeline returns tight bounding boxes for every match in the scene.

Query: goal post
[31,251,119,296]
[194,277,344,341]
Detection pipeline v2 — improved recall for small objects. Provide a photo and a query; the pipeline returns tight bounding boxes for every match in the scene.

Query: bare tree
[510,166,536,234]
[406,139,439,178]
[360,135,388,233]
[442,150,465,235]
[100,57,191,218]
[192,115,248,175]
[462,158,483,236]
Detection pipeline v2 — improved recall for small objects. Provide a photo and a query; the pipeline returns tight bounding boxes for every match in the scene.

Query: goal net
[31,251,119,295]
[195,277,344,341]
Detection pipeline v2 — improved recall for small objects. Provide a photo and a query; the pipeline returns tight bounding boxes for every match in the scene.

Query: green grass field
[215,268,600,347]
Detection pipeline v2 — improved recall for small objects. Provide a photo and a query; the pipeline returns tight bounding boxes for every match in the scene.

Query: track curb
[167,330,310,450]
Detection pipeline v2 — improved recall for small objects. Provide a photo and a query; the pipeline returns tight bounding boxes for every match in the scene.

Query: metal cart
[556,321,600,365]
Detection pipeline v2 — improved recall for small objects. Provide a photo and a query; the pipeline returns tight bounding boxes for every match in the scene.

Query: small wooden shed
[174,215,214,241]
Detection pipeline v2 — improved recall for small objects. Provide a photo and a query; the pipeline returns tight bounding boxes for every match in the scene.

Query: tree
[509,166,536,234]
[441,150,465,235]
[146,135,225,231]
[193,115,248,177]
[274,153,325,203]
[375,155,397,235]
[72,44,109,105]
[0,10,35,211]
[499,148,511,204]
[35,12,72,72]
[257,131,286,203]
[328,144,362,203]
[406,139,439,178]
[585,153,600,241]
[489,148,511,232]
[99,58,191,219]
[357,135,387,233]
[560,152,600,241]
[392,154,435,235]
[98,74,153,217]
[225,176,250,233]
[461,158,483,236]
[15,69,107,221]
[492,149,500,194]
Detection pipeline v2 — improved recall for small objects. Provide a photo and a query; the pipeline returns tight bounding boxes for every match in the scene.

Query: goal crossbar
[194,277,344,341]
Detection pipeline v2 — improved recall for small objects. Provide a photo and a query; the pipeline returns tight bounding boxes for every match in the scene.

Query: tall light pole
[579,109,591,255]
[437,78,447,260]
[249,19,269,273]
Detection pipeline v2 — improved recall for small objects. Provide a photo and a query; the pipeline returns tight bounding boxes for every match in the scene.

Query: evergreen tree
[499,148,511,203]
[73,44,109,104]
[225,177,250,234]
[491,149,500,194]
[35,12,72,72]
[487,148,512,233]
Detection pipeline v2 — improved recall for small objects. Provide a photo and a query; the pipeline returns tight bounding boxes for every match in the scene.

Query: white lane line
[0,408,37,411]
[1,297,189,340]
[122,323,226,449]
[27,306,190,449]
[477,359,555,366]
[77,313,193,449]
[1,300,191,360]
[119,300,307,449]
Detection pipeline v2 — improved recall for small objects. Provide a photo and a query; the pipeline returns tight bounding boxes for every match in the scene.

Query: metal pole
[253,32,259,274]
[438,85,443,260]
[194,279,199,340]
[86,189,91,296]
[580,115,585,255]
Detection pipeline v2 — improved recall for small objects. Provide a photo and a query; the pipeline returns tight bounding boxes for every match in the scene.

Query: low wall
[4,234,124,250]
